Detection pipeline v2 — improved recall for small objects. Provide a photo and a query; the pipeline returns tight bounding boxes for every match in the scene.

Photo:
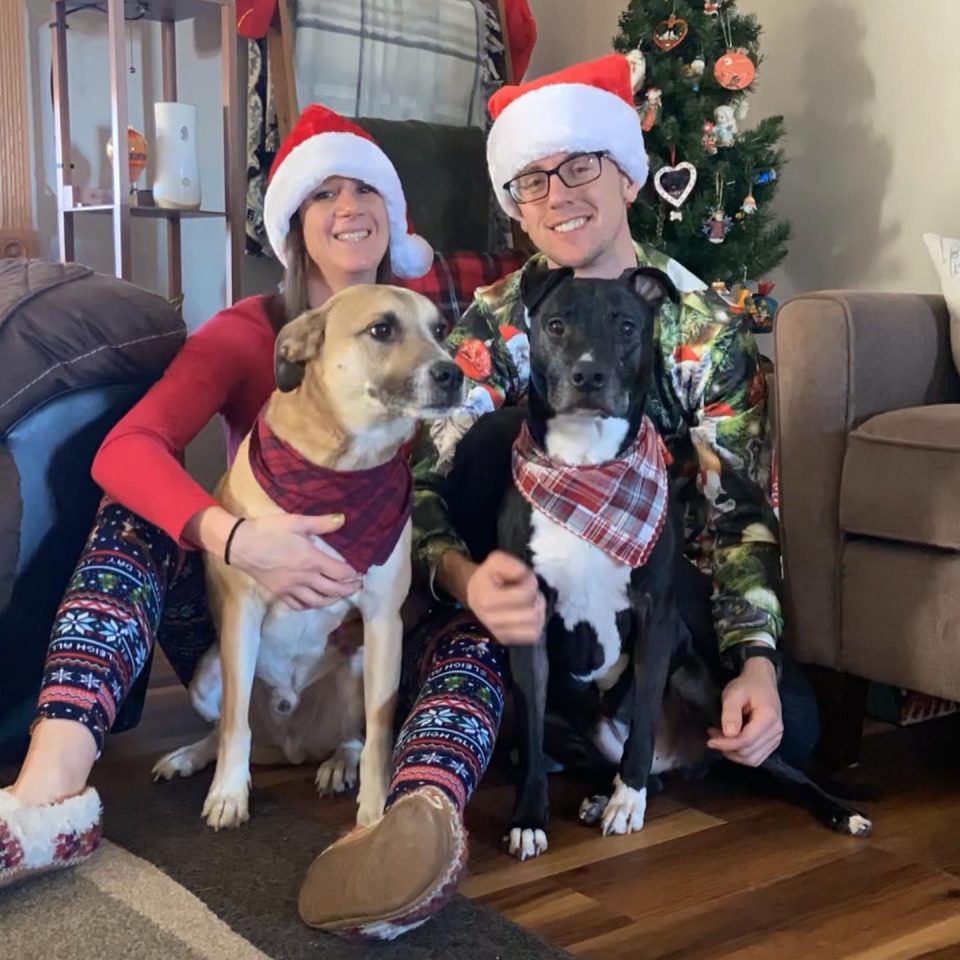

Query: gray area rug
[55,765,568,960]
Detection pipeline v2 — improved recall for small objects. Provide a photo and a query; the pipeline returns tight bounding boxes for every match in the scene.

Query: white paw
[506,827,548,861]
[846,813,873,837]
[315,743,361,797]
[601,776,647,837]
[202,775,250,830]
[152,738,216,782]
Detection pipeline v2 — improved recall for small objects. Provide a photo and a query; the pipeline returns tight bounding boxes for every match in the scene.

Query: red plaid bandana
[248,417,412,574]
[512,417,669,568]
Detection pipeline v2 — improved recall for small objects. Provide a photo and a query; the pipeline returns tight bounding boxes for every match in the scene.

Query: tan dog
[153,285,463,829]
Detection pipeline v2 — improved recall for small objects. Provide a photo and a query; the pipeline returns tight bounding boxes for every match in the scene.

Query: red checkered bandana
[248,416,412,574]
[512,416,669,568]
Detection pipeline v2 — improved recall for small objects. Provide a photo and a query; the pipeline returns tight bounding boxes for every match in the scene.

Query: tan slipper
[0,787,102,889]
[298,786,466,940]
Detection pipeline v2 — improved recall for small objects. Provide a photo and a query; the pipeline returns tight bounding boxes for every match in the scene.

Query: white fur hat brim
[487,83,649,218]
[263,131,433,279]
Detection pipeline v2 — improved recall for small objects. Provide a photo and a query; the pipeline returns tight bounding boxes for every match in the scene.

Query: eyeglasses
[503,152,607,205]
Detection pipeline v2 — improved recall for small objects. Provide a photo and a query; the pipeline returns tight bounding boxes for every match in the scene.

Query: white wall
[525,0,959,301]
[24,0,278,332]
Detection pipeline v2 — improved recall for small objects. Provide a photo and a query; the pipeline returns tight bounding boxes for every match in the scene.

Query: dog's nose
[570,361,607,391]
[430,361,464,389]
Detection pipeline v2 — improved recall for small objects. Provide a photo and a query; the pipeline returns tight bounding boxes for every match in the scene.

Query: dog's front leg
[202,595,263,830]
[602,606,676,837]
[356,609,403,826]
[507,641,550,860]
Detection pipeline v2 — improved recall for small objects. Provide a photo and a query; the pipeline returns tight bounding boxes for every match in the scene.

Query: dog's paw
[832,810,873,838]
[505,827,549,861]
[601,775,647,837]
[152,736,217,782]
[578,794,609,827]
[202,777,251,830]
[315,743,361,797]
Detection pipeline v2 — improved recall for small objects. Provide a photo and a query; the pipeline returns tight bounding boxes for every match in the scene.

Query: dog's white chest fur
[529,415,632,687]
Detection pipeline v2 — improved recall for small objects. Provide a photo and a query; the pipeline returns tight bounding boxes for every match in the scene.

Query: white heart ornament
[653,162,698,210]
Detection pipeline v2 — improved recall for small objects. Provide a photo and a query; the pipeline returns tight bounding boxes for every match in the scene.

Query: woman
[0,105,509,936]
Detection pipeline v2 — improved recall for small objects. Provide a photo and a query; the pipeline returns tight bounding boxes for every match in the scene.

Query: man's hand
[707,653,783,767]
[467,551,546,645]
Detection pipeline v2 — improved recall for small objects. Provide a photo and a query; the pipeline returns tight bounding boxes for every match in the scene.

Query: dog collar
[248,416,412,575]
[512,416,669,568]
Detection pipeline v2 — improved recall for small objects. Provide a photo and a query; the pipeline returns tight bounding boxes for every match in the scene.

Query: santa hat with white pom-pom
[263,103,434,278]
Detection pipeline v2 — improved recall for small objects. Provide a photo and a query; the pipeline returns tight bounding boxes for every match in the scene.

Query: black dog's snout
[570,360,607,392]
[430,360,464,389]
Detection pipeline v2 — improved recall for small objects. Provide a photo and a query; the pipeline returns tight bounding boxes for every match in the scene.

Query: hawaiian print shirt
[411,242,783,655]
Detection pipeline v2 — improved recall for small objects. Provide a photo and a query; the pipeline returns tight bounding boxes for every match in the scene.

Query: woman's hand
[187,507,361,610]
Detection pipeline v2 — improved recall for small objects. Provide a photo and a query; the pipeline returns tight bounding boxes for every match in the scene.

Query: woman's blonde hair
[276,210,393,332]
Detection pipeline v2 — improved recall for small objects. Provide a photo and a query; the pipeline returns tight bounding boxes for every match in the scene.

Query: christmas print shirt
[411,242,782,656]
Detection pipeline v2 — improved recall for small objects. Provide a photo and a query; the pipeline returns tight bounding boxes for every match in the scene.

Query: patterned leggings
[37,500,506,813]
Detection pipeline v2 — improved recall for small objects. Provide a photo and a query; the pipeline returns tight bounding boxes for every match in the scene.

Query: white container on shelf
[152,102,201,210]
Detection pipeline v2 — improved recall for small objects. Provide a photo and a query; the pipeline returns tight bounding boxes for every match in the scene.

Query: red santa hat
[486,53,648,218]
[263,104,434,278]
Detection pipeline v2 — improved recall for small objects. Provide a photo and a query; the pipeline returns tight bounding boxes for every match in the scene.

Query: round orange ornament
[714,50,755,91]
[106,125,148,185]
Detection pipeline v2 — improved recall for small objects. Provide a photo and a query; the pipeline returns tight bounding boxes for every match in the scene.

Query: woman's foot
[0,787,102,889]
[298,786,466,940]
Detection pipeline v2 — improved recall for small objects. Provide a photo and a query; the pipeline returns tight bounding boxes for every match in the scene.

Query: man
[299,53,816,940]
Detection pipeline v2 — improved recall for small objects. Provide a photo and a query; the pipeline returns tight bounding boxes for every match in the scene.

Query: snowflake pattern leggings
[37,499,507,813]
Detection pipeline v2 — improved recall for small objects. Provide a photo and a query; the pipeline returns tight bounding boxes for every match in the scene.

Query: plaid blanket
[398,249,526,329]
[248,416,412,573]
[512,417,669,569]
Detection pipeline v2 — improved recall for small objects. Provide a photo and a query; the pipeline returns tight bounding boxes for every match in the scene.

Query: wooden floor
[92,667,960,960]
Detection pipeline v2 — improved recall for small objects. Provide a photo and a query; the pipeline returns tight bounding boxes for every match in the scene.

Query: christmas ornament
[752,281,779,331]
[653,153,697,221]
[641,87,662,132]
[715,12,756,90]
[701,121,717,155]
[713,104,738,147]
[705,209,733,243]
[703,173,733,244]
[732,94,750,122]
[704,1,720,15]
[653,14,688,52]
[755,168,778,185]
[105,125,148,186]
[626,46,646,92]
[741,191,757,214]
[682,55,706,92]
[711,280,730,296]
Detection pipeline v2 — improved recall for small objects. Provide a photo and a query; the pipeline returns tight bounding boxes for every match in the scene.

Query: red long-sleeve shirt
[91,295,277,545]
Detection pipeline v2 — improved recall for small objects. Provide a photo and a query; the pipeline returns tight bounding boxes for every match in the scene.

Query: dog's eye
[547,318,565,336]
[620,319,636,336]
[369,321,394,342]
[432,321,448,342]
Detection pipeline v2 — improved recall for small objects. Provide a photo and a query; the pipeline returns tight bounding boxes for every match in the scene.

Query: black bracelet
[735,645,783,682]
[224,518,246,566]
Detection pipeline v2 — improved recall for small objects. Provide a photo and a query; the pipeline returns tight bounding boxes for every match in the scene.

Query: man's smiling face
[514,152,641,272]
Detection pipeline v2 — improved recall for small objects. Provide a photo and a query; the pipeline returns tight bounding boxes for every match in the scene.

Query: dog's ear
[274,308,327,392]
[519,264,574,317]
[624,267,679,310]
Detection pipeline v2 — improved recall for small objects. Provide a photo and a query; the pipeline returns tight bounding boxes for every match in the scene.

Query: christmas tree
[614,0,790,329]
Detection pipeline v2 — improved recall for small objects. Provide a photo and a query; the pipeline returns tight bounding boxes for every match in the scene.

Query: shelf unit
[51,0,243,302]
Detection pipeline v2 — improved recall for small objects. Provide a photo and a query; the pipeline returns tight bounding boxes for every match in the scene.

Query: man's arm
[682,301,784,766]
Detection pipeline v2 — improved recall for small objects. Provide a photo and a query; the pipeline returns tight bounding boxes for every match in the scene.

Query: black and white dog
[444,265,872,860]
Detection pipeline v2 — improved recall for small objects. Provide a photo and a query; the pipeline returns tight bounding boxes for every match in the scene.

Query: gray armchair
[774,291,960,763]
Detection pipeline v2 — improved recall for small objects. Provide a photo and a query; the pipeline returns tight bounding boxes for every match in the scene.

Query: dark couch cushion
[0,259,184,433]
[840,405,960,550]
[356,117,490,254]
